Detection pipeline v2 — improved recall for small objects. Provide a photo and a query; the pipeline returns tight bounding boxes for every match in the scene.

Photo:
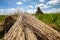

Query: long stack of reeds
[3,13,60,40]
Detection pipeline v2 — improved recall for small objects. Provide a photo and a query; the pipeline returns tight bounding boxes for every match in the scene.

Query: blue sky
[0,0,60,15]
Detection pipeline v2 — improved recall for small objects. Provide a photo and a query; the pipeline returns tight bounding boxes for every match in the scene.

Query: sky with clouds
[0,0,60,15]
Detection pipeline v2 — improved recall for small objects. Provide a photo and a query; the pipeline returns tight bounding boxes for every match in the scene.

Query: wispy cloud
[27,9,37,14]
[47,0,60,5]
[16,2,23,5]
[0,9,5,15]
[31,2,37,5]
[39,0,45,2]
[29,5,33,8]
[35,3,48,9]
[0,8,17,15]
[44,8,60,13]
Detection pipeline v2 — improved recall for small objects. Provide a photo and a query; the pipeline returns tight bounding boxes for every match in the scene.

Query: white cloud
[0,9,5,15]
[6,8,17,15]
[0,8,17,15]
[8,8,16,11]
[47,0,60,5]
[29,5,33,8]
[44,8,60,13]
[0,9,5,12]
[39,0,45,2]
[16,2,22,5]
[27,9,37,14]
[0,8,25,15]
[35,3,48,9]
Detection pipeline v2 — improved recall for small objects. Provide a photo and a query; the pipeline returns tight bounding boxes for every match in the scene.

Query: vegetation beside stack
[0,15,7,22]
[35,13,60,32]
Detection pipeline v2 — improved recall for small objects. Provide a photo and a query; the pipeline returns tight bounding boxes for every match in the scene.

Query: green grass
[34,13,60,32]
[0,15,7,22]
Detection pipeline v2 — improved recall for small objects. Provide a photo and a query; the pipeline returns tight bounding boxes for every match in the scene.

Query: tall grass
[0,15,7,22]
[35,13,60,31]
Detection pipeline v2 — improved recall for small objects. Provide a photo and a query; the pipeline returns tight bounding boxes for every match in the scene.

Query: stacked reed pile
[3,13,60,40]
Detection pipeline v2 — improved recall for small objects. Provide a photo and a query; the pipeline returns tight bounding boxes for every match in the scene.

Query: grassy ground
[34,13,60,32]
[0,15,7,31]
[0,15,7,22]
[0,15,18,22]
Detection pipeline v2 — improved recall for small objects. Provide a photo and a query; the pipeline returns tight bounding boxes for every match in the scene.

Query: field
[0,15,7,30]
[0,15,7,22]
[0,15,18,22]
